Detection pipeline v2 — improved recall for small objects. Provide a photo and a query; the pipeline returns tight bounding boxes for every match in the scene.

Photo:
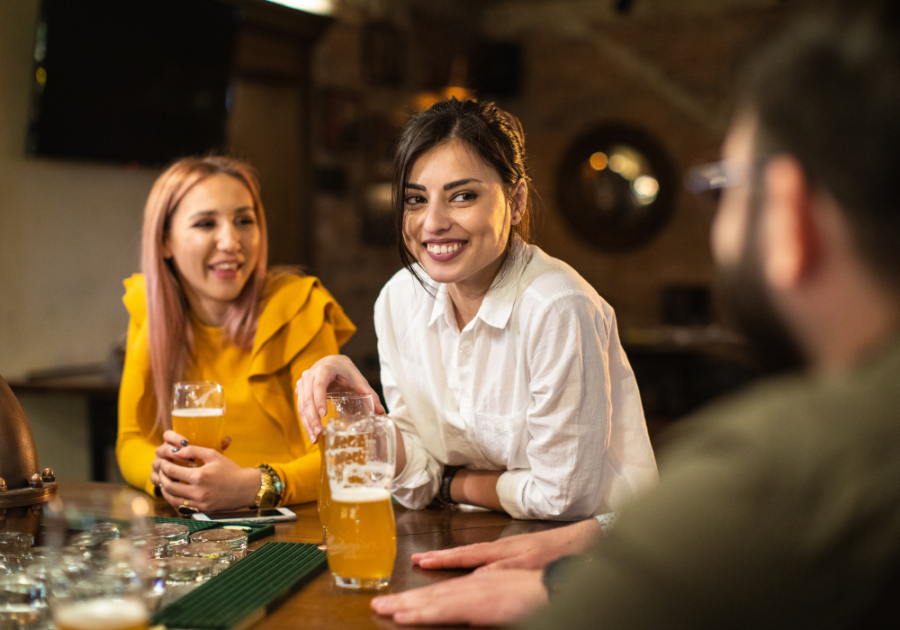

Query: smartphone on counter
[191,507,297,523]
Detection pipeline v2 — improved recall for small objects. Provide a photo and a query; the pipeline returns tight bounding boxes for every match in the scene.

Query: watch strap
[438,465,462,506]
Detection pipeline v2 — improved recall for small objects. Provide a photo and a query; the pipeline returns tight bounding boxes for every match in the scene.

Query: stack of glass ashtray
[188,529,248,560]
[133,535,169,559]
[173,541,235,575]
[157,557,214,608]
[147,523,190,547]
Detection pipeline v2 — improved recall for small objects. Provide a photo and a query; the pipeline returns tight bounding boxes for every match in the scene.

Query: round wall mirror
[556,124,677,252]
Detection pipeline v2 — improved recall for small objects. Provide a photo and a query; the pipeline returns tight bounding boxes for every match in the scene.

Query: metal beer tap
[0,375,57,541]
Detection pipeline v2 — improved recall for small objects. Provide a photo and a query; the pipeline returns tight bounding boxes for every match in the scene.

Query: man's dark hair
[739,0,900,289]
[391,98,534,291]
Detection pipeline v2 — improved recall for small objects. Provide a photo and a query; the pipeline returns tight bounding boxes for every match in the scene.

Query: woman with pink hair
[116,156,355,513]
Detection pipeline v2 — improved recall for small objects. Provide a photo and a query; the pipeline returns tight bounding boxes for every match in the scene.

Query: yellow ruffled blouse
[116,272,355,505]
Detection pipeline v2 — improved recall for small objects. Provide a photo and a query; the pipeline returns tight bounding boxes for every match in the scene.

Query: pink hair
[141,156,268,433]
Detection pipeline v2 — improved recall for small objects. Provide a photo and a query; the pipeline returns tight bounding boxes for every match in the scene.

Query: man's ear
[761,155,819,290]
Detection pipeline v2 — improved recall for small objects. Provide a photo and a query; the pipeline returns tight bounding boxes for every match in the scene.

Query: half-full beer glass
[325,413,396,589]
[47,494,152,630]
[317,394,375,541]
[171,382,225,467]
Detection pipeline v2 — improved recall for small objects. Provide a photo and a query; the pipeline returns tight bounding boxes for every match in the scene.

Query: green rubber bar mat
[152,542,327,630]
[147,516,274,543]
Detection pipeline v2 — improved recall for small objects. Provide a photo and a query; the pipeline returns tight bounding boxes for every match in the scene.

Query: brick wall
[486,8,775,330]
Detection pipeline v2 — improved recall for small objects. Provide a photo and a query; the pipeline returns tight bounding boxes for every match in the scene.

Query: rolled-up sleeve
[497,294,612,520]
[382,383,443,509]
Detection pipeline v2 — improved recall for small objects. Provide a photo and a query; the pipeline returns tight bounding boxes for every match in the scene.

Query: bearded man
[372,0,900,627]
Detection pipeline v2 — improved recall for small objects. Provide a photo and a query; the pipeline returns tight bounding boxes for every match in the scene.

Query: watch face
[256,471,279,509]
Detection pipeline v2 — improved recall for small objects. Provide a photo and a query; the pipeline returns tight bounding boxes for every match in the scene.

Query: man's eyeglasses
[684,160,748,195]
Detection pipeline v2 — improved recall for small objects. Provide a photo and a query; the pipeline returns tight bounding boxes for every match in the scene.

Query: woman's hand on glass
[295,355,385,442]
[149,430,230,487]
[156,446,262,513]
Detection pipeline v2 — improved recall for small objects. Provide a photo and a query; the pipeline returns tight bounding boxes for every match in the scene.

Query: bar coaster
[147,516,274,543]
[152,542,327,630]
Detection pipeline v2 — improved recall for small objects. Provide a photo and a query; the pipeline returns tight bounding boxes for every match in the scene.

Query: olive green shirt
[524,338,900,629]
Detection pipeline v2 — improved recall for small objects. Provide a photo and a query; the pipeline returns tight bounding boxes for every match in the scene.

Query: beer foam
[332,487,391,503]
[172,408,224,417]
[54,598,147,630]
[329,462,395,488]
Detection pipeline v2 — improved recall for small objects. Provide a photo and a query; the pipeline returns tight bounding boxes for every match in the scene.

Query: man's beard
[717,201,807,375]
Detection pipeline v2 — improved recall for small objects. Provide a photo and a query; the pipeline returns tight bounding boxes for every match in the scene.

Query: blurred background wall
[0,2,154,380]
[0,1,158,481]
[0,0,780,482]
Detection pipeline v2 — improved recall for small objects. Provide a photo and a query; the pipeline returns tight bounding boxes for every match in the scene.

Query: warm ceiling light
[589,152,608,171]
[414,92,442,111]
[265,0,333,15]
[442,86,473,101]
[414,87,474,111]
[609,153,640,180]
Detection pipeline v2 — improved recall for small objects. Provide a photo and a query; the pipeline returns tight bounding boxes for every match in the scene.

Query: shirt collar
[427,282,451,328]
[426,245,532,331]
[476,254,529,330]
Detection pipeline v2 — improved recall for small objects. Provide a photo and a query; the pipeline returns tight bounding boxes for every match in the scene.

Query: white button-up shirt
[376,245,658,520]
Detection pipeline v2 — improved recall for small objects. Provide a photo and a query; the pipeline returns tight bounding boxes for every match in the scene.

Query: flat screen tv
[26,0,236,166]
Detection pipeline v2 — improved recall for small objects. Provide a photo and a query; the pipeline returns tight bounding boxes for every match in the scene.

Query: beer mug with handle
[325,414,396,589]
[317,394,375,545]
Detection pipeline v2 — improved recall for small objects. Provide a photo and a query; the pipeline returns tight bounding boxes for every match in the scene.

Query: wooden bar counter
[59,481,568,630]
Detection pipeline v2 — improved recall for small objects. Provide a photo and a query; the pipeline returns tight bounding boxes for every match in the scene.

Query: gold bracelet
[260,464,284,502]
[253,468,278,510]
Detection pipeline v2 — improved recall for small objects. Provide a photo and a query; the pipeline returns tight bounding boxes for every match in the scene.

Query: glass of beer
[325,413,396,589]
[317,393,375,543]
[46,494,153,630]
[53,588,149,630]
[171,381,225,467]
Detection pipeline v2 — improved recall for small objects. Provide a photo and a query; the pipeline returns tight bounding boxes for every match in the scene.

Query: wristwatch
[253,465,281,510]
[438,465,462,506]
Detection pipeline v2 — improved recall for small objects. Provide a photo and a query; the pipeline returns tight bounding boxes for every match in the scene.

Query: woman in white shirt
[297,98,657,520]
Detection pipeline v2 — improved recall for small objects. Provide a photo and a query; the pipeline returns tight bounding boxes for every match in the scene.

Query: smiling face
[402,139,524,297]
[163,173,261,326]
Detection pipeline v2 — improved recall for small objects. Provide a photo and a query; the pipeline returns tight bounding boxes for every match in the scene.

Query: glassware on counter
[146,523,189,547]
[172,542,235,575]
[188,529,248,560]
